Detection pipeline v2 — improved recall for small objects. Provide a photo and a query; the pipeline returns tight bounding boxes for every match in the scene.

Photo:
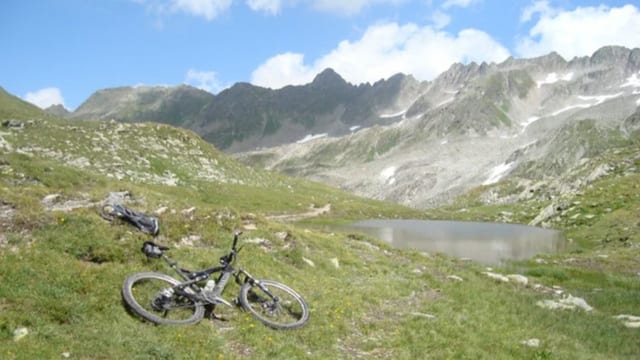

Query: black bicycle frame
[152,232,281,308]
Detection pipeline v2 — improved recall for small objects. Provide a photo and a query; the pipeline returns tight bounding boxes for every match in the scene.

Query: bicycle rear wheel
[122,272,205,325]
[239,279,309,329]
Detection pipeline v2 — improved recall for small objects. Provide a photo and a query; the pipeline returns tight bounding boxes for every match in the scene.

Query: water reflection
[339,219,565,265]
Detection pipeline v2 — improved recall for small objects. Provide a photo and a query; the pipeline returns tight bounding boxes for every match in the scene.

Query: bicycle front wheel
[239,279,310,329]
[100,203,117,221]
[122,272,205,325]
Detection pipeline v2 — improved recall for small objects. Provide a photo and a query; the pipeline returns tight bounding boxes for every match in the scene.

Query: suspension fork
[238,269,280,302]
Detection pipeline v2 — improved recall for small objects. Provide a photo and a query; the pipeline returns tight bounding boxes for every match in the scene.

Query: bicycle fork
[237,269,280,304]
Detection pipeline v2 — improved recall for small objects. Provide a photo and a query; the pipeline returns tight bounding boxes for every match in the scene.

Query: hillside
[70,85,214,128]
[0,87,52,121]
[1,87,639,358]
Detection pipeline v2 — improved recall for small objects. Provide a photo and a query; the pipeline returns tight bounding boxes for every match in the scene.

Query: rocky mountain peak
[437,61,488,87]
[533,51,567,69]
[44,104,70,117]
[590,45,632,65]
[311,68,348,88]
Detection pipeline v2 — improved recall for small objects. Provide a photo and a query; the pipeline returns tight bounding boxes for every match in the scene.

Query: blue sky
[1,0,639,110]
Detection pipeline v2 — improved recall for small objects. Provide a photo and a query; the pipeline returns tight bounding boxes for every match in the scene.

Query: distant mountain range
[62,69,422,153]
[40,45,640,208]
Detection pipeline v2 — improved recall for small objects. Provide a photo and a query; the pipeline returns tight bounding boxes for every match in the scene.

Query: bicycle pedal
[210,313,229,322]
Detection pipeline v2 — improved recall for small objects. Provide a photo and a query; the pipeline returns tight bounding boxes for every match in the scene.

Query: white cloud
[520,0,555,23]
[251,22,510,89]
[246,0,284,15]
[23,88,65,109]
[140,0,407,18]
[184,69,227,93]
[136,0,232,20]
[517,4,640,59]
[251,53,317,88]
[311,0,408,16]
[441,0,480,10]
[431,10,451,29]
[170,0,232,19]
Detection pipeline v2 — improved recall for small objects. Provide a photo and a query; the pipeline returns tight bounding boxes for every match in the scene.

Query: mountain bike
[121,230,310,329]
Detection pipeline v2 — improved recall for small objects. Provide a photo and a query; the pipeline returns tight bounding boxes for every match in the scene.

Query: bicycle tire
[122,272,205,325]
[239,279,310,329]
[100,203,117,222]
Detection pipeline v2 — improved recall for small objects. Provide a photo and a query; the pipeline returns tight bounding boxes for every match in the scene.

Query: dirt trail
[267,204,331,222]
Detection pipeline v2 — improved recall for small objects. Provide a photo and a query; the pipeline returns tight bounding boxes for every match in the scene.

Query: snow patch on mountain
[536,72,574,88]
[549,92,624,117]
[483,162,514,185]
[297,133,328,144]
[521,116,541,132]
[621,72,640,89]
[436,98,455,107]
[380,110,407,119]
[577,93,624,104]
[380,166,397,185]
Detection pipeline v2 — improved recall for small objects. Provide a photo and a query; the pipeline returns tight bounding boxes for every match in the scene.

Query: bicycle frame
[151,232,277,309]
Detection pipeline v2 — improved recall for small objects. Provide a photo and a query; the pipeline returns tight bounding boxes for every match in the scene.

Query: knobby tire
[239,279,310,329]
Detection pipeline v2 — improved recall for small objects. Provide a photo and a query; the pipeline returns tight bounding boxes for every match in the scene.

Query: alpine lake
[334,219,566,265]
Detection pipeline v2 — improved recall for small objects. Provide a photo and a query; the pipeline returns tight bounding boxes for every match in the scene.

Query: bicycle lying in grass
[121,230,310,329]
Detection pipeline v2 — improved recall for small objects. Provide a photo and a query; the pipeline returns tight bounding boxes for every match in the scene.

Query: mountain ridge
[37,45,640,209]
[237,46,640,208]
[64,67,423,152]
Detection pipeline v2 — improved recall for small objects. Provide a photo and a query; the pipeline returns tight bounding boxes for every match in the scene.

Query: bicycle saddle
[141,241,169,258]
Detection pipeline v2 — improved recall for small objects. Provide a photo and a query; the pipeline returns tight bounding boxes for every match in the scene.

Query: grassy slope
[1,98,639,359]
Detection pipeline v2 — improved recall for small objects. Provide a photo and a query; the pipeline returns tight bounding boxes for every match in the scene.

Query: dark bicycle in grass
[121,230,310,329]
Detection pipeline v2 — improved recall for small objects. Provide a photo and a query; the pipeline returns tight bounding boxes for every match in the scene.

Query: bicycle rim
[239,279,309,329]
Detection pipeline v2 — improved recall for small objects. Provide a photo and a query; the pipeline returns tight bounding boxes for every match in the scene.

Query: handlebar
[232,230,243,251]
[140,231,244,268]
[220,230,243,265]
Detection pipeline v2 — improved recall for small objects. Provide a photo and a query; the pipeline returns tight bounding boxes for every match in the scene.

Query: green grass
[1,102,639,359]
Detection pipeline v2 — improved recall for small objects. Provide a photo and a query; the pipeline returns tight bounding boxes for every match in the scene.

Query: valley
[1,46,639,358]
